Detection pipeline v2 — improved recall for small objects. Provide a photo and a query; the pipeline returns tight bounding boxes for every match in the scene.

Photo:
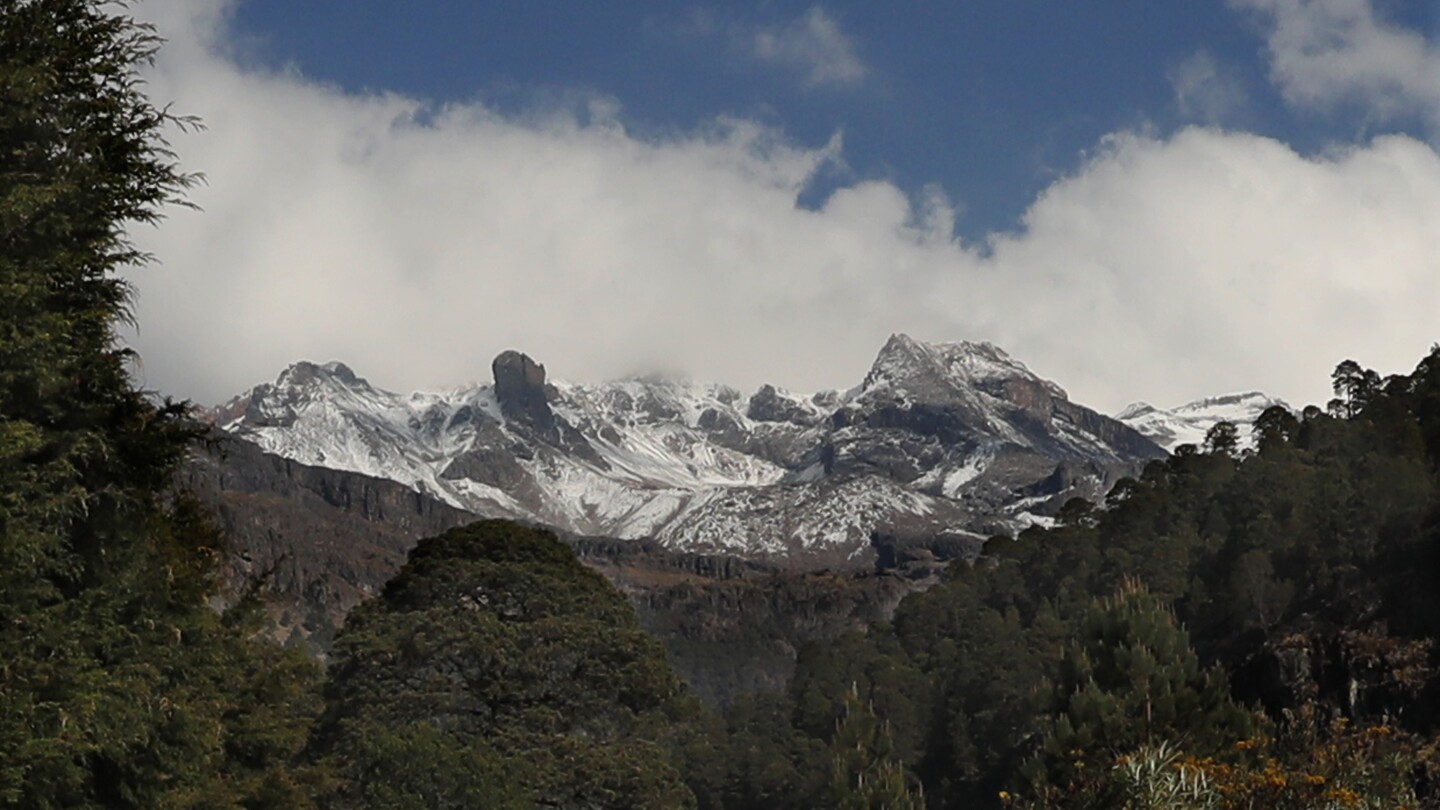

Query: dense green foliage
[1027,581,1252,794]
[827,686,926,809]
[309,520,703,809]
[691,346,1440,809]
[0,3,320,806]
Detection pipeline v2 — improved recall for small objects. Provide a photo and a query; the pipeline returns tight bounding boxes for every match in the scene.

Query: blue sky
[223,1,1433,241]
[127,0,1440,412]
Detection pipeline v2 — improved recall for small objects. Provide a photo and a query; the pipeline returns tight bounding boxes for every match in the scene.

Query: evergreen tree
[1030,581,1252,793]
[0,3,320,806]
[683,691,829,810]
[1252,405,1299,453]
[1329,359,1381,418]
[1202,422,1239,457]
[311,520,701,809]
[789,630,932,767]
[828,686,925,810]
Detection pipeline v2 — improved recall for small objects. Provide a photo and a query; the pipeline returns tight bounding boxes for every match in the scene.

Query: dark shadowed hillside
[186,435,968,700]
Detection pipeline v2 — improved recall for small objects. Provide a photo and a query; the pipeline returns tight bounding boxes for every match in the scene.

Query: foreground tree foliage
[0,2,320,806]
[1026,581,1252,797]
[309,520,703,809]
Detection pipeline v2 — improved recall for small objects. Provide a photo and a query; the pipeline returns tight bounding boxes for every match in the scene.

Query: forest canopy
[696,343,1440,809]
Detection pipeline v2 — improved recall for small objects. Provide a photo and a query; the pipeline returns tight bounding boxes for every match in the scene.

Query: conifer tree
[828,686,925,810]
[1032,581,1251,792]
[0,3,320,806]
[1202,422,1240,457]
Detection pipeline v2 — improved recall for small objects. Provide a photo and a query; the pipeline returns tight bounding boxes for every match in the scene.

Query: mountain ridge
[1117,390,1291,451]
[210,335,1169,561]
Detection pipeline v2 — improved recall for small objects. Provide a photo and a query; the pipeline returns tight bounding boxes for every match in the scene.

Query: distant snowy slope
[212,336,1166,561]
[1115,392,1290,451]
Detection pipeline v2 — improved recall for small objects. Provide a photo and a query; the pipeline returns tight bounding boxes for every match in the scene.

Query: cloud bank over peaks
[123,0,1440,418]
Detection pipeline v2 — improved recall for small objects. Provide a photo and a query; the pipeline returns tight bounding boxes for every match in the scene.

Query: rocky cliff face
[179,435,476,655]
[492,350,550,418]
[184,439,952,701]
[211,334,1166,565]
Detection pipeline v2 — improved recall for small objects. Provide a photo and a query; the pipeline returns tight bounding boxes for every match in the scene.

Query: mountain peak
[1117,391,1290,451]
[1115,401,1157,421]
[862,334,1066,404]
[879,332,1009,356]
[275,360,366,390]
[215,339,1170,558]
[492,350,546,390]
[491,350,557,436]
[319,361,358,383]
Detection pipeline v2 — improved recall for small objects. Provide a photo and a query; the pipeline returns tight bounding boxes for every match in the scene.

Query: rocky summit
[210,334,1168,565]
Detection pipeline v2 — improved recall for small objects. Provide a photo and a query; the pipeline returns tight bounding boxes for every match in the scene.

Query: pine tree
[0,3,320,806]
[1328,359,1381,418]
[1202,422,1240,457]
[828,686,925,810]
[1031,580,1251,794]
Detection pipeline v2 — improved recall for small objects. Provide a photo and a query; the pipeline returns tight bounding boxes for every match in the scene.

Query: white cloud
[1168,50,1249,123]
[750,6,867,87]
[124,0,1440,417]
[1233,0,1440,130]
[982,129,1440,411]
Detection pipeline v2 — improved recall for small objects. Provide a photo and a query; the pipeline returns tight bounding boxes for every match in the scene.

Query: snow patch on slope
[1116,392,1290,451]
[214,337,1170,559]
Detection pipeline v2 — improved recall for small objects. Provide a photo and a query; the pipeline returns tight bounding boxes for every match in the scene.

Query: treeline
[689,349,1440,809]
[8,3,1440,808]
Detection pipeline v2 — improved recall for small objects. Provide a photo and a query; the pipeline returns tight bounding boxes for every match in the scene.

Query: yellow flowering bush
[1009,708,1421,810]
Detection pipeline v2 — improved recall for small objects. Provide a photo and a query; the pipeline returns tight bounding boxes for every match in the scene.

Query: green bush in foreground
[310,520,701,809]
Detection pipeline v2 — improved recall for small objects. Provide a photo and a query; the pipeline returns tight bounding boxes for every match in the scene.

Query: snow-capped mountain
[1115,392,1290,452]
[211,335,1167,561]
